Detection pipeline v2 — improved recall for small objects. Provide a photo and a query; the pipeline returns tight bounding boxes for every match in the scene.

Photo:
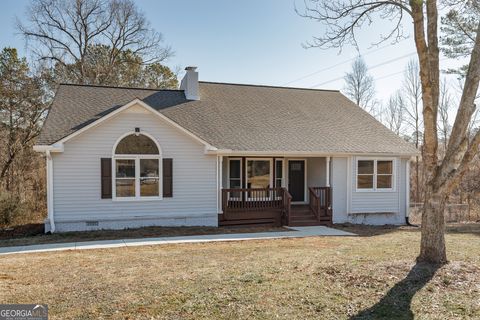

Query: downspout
[405,159,418,227]
[46,150,56,233]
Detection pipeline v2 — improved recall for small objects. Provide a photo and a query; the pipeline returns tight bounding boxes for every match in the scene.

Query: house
[33,67,418,233]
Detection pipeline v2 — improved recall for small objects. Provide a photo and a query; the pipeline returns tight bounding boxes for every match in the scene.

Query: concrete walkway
[0,226,355,256]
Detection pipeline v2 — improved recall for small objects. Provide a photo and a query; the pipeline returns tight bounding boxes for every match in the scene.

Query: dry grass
[0,224,479,319]
[0,225,287,248]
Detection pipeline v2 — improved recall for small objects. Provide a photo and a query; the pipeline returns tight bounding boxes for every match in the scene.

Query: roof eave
[206,149,419,157]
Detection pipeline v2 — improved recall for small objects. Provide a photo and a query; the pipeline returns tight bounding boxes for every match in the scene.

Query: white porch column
[218,156,223,213]
[326,156,331,187]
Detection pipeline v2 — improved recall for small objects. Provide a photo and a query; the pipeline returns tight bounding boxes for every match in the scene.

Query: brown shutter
[101,158,112,199]
[163,158,173,197]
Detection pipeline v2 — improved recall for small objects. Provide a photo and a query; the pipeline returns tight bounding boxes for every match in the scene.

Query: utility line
[282,39,409,86]
[309,51,417,88]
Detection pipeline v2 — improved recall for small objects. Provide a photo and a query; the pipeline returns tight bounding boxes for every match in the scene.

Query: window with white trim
[114,133,161,199]
[356,159,394,191]
[228,159,241,189]
[275,159,283,188]
[246,159,272,189]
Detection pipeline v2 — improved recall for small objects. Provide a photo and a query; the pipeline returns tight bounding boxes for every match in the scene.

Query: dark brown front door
[288,160,305,202]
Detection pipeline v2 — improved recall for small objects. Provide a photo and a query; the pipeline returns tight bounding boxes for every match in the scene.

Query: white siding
[330,156,408,225]
[349,156,406,225]
[350,157,399,212]
[306,157,326,188]
[51,105,217,231]
[331,157,348,223]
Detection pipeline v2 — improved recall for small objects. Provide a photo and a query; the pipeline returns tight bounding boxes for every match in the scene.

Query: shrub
[0,192,25,227]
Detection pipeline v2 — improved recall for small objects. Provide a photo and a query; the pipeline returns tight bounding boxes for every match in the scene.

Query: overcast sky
[0,0,464,104]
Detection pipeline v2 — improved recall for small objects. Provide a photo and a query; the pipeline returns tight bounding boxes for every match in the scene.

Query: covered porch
[217,156,333,227]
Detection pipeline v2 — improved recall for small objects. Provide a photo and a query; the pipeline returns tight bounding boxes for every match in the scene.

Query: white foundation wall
[49,106,218,232]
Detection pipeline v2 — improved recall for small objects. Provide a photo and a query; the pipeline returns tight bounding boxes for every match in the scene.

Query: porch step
[290,211,315,217]
[289,208,332,226]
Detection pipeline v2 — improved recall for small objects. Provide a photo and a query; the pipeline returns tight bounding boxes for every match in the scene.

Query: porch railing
[308,187,332,221]
[282,188,293,226]
[221,187,292,224]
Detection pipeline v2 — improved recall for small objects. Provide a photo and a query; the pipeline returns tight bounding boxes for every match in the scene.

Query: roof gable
[50,97,214,149]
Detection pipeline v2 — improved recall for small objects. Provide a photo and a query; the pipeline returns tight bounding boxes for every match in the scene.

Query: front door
[288,160,305,202]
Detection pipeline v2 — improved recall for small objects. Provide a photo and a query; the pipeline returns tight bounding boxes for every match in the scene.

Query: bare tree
[438,79,453,154]
[299,0,480,264]
[343,56,378,115]
[402,59,423,203]
[383,91,405,135]
[0,48,49,190]
[18,0,172,85]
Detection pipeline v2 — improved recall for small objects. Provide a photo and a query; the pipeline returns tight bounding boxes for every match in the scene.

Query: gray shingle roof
[37,82,418,155]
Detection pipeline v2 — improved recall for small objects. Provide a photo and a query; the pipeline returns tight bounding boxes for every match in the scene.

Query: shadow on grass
[351,262,441,320]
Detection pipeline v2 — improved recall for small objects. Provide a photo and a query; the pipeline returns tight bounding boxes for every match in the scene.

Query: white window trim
[111,131,163,201]
[355,157,396,192]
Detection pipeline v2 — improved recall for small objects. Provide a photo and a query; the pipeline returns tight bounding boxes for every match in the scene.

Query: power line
[369,57,449,82]
[282,39,409,86]
[309,51,417,88]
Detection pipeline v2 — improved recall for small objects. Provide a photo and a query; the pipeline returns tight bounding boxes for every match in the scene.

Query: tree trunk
[418,187,448,264]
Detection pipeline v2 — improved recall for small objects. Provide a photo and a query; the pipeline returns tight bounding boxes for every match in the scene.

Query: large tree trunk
[419,187,448,264]
[411,0,445,264]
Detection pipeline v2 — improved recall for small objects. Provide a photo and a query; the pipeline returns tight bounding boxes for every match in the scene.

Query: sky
[0,0,463,104]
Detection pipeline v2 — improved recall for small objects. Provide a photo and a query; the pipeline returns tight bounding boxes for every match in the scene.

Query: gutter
[205,149,419,158]
[33,144,64,153]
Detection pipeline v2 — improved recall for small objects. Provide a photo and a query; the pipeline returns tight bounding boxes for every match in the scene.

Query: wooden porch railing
[282,188,293,226]
[221,187,292,225]
[308,187,332,222]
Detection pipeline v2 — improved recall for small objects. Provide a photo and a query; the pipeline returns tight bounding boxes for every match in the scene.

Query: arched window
[113,133,161,199]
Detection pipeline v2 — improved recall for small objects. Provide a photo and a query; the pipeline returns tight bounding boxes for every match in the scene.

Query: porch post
[326,156,331,187]
[218,155,223,213]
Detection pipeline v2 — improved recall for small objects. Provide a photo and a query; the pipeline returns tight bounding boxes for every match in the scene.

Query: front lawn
[0,224,479,319]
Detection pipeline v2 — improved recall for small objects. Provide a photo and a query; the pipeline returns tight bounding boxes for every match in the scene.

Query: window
[275,159,283,188]
[247,159,271,189]
[140,159,160,197]
[228,159,241,189]
[113,133,161,200]
[377,160,393,189]
[228,159,242,199]
[115,134,159,154]
[115,159,136,197]
[357,160,374,189]
[356,159,394,191]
